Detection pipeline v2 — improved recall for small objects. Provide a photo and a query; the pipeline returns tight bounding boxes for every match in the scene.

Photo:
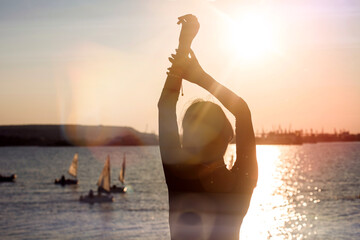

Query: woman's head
[182,100,233,161]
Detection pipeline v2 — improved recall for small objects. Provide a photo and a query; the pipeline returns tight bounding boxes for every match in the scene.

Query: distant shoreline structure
[0,125,359,146]
[0,124,158,147]
[253,129,360,145]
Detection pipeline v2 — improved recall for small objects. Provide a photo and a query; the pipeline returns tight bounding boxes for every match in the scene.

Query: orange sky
[0,0,359,133]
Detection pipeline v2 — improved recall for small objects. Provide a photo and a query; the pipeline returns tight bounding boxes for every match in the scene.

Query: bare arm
[158,74,182,164]
[158,15,199,165]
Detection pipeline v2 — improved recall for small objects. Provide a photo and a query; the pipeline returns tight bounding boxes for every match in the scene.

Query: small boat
[80,155,114,203]
[79,189,114,204]
[0,174,16,182]
[99,154,127,194]
[54,153,78,186]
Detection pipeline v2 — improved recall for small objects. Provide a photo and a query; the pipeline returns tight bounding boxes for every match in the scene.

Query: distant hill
[0,125,158,146]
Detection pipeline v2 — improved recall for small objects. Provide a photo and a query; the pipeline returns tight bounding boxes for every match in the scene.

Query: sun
[227,9,280,61]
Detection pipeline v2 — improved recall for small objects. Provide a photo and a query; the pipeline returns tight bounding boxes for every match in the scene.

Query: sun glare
[227,9,280,61]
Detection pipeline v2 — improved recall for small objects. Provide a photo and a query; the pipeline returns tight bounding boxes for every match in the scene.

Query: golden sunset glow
[227,8,281,61]
[0,1,359,133]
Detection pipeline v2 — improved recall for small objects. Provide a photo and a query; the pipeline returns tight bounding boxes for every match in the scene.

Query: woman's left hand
[168,49,205,85]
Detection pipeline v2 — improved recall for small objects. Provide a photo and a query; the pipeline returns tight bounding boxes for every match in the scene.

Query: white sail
[97,155,111,192]
[119,154,126,184]
[68,153,78,178]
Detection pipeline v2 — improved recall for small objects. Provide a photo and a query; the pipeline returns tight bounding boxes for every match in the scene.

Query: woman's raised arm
[158,15,200,164]
[206,76,257,185]
[170,50,258,187]
[158,73,183,164]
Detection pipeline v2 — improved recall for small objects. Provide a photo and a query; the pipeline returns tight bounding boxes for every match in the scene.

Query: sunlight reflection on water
[235,145,317,239]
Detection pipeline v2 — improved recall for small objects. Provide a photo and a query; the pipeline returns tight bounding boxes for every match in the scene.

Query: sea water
[0,143,359,240]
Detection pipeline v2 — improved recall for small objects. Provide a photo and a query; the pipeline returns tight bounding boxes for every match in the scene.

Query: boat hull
[0,174,16,182]
[54,178,78,186]
[98,185,127,194]
[110,186,127,193]
[79,194,114,203]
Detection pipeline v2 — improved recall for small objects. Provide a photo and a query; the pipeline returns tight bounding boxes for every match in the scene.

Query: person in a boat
[88,189,94,198]
[158,14,258,239]
[97,186,104,194]
[60,175,65,184]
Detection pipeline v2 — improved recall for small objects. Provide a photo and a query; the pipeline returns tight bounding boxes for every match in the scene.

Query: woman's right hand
[177,14,200,51]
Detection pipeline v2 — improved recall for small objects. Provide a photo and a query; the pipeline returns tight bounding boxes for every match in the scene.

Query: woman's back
[168,191,252,240]
[162,114,256,239]
[165,164,254,239]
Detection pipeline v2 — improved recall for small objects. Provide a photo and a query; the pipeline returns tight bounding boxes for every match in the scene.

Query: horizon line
[0,124,359,135]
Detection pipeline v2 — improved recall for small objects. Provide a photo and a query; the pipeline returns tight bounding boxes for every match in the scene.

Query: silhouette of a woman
[158,14,258,240]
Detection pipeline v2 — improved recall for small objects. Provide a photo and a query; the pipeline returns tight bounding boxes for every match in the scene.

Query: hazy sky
[0,0,359,133]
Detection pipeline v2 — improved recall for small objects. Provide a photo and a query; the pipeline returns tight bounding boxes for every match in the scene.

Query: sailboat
[99,153,127,194]
[114,153,127,193]
[79,155,114,203]
[97,155,111,193]
[54,153,78,186]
